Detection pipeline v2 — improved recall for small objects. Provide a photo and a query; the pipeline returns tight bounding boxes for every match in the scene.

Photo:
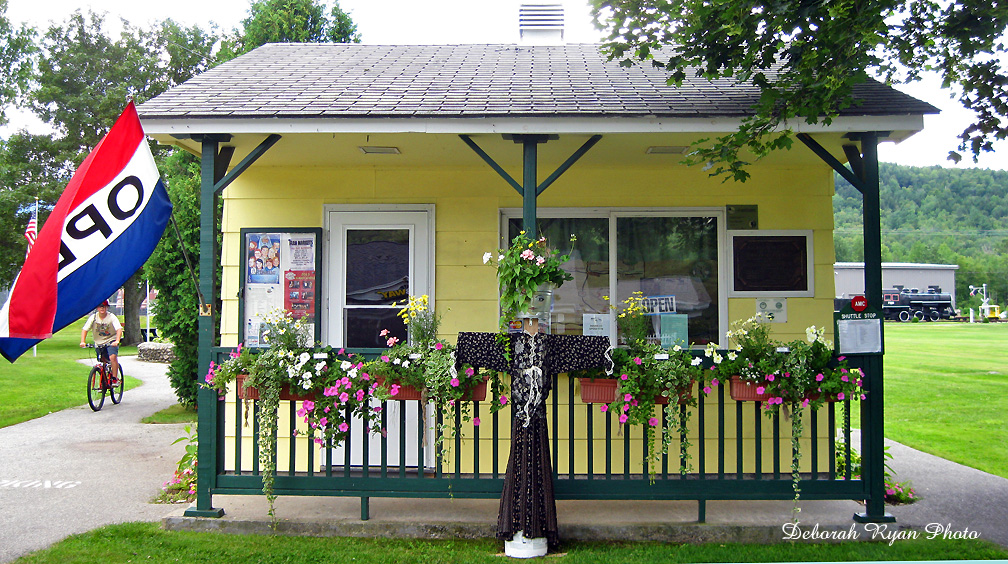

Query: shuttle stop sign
[851,296,868,312]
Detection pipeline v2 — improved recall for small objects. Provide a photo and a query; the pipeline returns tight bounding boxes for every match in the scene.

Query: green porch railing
[194,347,873,523]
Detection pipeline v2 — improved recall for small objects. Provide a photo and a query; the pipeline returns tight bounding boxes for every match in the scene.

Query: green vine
[790,404,803,521]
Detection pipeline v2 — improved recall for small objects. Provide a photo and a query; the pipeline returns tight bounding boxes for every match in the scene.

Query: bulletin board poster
[241,229,321,347]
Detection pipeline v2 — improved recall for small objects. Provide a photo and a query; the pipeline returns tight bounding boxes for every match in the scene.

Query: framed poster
[727,230,814,297]
[240,228,323,346]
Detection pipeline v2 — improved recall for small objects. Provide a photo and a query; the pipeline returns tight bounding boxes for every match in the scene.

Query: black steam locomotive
[882,285,956,321]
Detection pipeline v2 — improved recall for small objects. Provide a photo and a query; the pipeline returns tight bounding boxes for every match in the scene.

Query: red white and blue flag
[0,102,172,362]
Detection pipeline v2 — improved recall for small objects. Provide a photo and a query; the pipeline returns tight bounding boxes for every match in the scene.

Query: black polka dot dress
[457,331,610,548]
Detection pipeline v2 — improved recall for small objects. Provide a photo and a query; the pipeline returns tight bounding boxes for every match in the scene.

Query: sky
[4,0,1005,170]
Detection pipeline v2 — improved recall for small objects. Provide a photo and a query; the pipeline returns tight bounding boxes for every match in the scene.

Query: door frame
[323,204,435,347]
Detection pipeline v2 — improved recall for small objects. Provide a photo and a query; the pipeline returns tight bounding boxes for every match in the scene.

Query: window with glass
[505,212,722,346]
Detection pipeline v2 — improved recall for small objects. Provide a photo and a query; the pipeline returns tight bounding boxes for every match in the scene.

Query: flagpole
[32,197,38,358]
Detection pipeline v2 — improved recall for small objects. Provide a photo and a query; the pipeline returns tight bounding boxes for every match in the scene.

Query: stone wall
[138,342,175,363]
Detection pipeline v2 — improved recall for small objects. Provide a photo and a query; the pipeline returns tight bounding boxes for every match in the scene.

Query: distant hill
[833,162,1008,309]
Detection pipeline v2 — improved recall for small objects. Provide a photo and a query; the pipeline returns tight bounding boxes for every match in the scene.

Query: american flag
[24,207,37,253]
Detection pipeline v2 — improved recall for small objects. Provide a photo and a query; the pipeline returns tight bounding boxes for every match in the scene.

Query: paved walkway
[0,357,186,563]
[1,357,1006,561]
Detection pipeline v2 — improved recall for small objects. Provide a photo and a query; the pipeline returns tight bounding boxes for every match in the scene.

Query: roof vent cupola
[519,3,565,45]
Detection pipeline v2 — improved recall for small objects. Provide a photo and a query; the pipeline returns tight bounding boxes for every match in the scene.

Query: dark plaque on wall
[730,233,811,295]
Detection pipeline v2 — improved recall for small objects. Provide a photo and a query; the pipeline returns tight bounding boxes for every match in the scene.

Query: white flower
[712,352,723,364]
[728,351,737,361]
[806,325,818,343]
[691,357,702,366]
[299,352,311,363]
[393,358,401,365]
[402,360,410,368]
[340,360,353,371]
[315,361,327,373]
[498,254,504,261]
[482,252,492,264]
[673,344,682,352]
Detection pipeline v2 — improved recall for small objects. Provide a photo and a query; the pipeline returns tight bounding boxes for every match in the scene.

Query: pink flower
[473,417,481,426]
[499,395,508,405]
[711,378,719,387]
[634,357,642,365]
[303,400,315,412]
[860,393,867,400]
[631,399,638,407]
[380,329,389,337]
[338,348,345,355]
[319,417,328,427]
[520,249,535,260]
[648,417,659,427]
[624,393,633,402]
[323,406,330,413]
[391,384,400,396]
[465,367,475,377]
[756,386,766,395]
[356,389,365,401]
[339,392,349,403]
[338,422,349,432]
[841,374,849,382]
[600,404,608,413]
[619,413,628,424]
[802,398,810,408]
[837,392,846,400]
[435,342,444,350]
[381,355,390,363]
[837,356,846,361]
[783,372,790,378]
[386,337,399,347]
[622,404,630,412]
[816,373,824,382]
[766,374,775,382]
[450,378,460,387]
[703,386,712,394]
[620,373,628,380]
[536,256,545,266]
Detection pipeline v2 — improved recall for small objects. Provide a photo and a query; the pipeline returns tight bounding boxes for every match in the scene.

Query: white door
[325,208,434,470]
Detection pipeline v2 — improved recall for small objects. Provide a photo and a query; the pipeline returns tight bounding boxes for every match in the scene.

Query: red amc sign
[851,296,868,312]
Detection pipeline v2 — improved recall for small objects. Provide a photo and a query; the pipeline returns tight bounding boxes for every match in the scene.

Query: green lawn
[870,322,1008,478]
[11,522,1007,563]
[0,321,142,428]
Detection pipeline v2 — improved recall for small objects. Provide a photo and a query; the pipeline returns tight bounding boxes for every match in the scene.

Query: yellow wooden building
[139,40,935,522]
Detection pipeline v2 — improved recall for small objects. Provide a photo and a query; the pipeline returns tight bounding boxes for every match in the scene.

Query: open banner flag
[0,102,172,362]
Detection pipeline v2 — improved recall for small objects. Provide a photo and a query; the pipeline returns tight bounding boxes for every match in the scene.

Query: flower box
[579,378,618,404]
[235,373,315,402]
[377,374,489,402]
[729,375,772,402]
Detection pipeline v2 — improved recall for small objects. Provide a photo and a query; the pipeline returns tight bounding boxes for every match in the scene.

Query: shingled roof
[138,43,937,121]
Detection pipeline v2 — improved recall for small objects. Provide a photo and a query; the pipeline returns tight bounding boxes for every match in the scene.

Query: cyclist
[80,299,123,386]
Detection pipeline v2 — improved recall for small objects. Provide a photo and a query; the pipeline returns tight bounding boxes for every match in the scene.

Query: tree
[0,0,34,125]
[145,150,202,407]
[17,10,218,345]
[592,0,1008,181]
[226,0,360,56]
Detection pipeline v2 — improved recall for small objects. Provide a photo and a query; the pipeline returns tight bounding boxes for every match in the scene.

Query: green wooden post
[854,133,894,523]
[185,136,226,518]
[522,139,538,238]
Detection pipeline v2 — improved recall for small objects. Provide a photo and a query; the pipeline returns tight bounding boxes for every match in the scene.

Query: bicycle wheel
[87,366,105,411]
[110,364,124,404]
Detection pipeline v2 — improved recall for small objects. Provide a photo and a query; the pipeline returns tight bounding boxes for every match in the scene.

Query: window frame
[500,207,728,346]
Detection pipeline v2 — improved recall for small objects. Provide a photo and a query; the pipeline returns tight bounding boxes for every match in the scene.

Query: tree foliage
[834,162,1008,310]
[592,0,1008,181]
[0,0,34,125]
[145,151,202,407]
[226,0,360,56]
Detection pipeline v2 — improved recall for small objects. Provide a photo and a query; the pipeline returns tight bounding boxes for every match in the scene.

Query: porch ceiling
[148,128,920,171]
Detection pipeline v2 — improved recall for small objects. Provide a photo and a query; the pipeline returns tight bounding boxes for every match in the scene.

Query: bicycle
[85,344,124,411]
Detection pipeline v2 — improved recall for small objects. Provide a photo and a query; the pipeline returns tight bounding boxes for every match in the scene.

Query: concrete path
[0,357,186,563]
[2,355,1006,560]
